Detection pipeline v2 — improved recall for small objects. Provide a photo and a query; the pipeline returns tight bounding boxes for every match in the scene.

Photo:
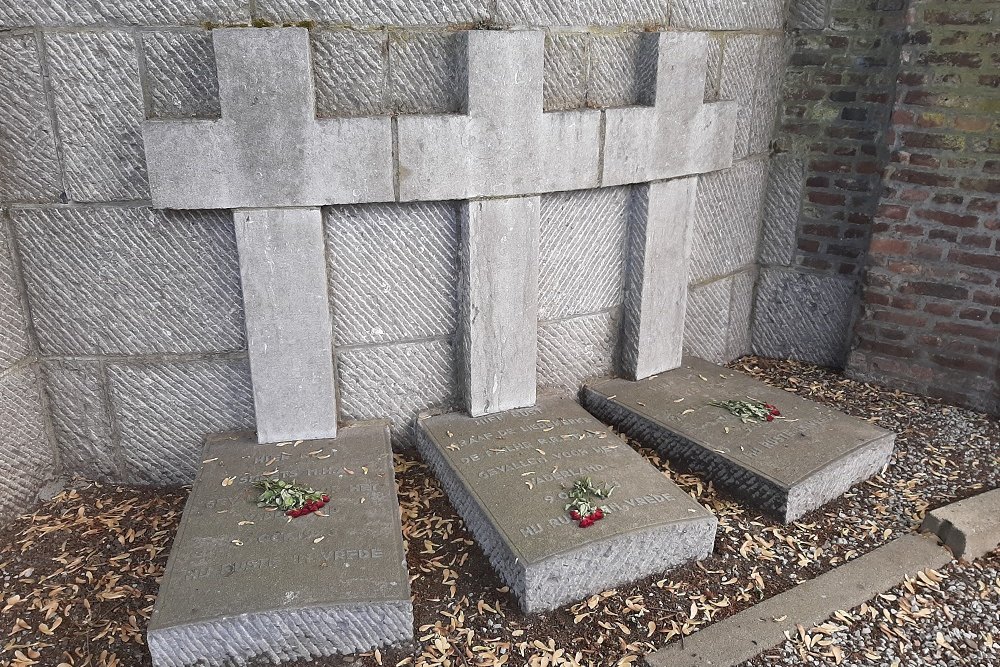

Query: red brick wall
[847,0,999,414]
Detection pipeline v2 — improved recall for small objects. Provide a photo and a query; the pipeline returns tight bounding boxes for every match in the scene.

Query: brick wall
[847,0,999,415]
[752,0,907,366]
[0,1,782,491]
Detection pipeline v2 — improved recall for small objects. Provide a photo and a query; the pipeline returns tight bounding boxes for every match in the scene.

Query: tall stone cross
[143,27,736,442]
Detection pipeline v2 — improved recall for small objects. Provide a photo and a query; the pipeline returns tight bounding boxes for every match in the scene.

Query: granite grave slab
[581,357,895,523]
[147,424,412,667]
[415,398,717,613]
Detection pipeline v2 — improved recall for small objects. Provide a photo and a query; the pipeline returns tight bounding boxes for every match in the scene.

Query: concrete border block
[921,489,1000,561]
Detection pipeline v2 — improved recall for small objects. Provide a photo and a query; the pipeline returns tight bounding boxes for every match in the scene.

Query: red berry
[322,495,330,503]
[766,414,774,422]
[594,509,604,520]
[570,510,580,520]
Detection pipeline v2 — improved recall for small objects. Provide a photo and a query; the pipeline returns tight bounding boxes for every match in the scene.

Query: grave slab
[581,357,895,523]
[147,424,412,667]
[415,398,717,613]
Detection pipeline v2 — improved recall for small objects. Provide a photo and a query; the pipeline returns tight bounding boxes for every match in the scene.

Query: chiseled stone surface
[760,154,805,267]
[147,424,412,666]
[620,178,697,381]
[0,365,55,522]
[537,310,619,392]
[603,32,737,186]
[0,0,249,27]
[461,197,540,417]
[669,0,784,30]
[141,30,221,119]
[922,489,1000,562]
[582,357,895,523]
[415,398,717,613]
[235,208,338,443]
[0,217,30,373]
[143,28,393,209]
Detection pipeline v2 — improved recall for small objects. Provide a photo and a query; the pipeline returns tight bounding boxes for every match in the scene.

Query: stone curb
[644,533,951,667]
[921,488,1000,561]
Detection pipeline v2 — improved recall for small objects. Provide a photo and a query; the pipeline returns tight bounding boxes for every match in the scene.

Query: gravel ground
[0,356,997,667]
[744,548,1000,666]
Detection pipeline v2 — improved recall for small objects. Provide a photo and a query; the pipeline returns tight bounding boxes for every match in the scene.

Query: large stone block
[416,398,717,612]
[13,207,245,357]
[543,32,588,111]
[397,31,601,200]
[538,187,628,321]
[683,278,730,364]
[587,33,645,108]
[726,269,755,360]
[235,208,337,443]
[620,179,697,381]
[460,197,540,416]
[326,201,459,346]
[147,426,412,666]
[141,30,221,119]
[45,31,148,202]
[603,32,737,186]
[255,0,489,26]
[41,360,118,482]
[337,339,457,445]
[493,0,668,26]
[789,0,830,29]
[704,34,723,102]
[0,365,54,521]
[143,28,392,209]
[719,34,763,160]
[0,0,249,27]
[760,154,805,266]
[0,217,29,373]
[669,0,784,29]
[688,158,767,283]
[107,358,255,485]
[312,29,388,118]
[582,357,895,522]
[747,36,785,156]
[537,311,619,392]
[0,34,61,202]
[388,31,466,115]
[752,269,858,368]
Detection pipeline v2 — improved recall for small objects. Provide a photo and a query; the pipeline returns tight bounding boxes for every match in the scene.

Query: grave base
[415,398,717,614]
[582,357,895,523]
[148,424,412,667]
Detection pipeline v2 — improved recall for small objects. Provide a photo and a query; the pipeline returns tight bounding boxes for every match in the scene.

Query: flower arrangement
[709,399,782,423]
[254,479,330,518]
[565,477,616,528]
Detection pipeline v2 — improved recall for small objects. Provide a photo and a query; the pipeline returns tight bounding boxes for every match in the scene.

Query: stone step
[582,357,895,523]
[147,424,412,667]
[415,397,717,614]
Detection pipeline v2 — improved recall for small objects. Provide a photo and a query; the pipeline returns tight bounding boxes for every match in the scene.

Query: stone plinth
[415,398,717,613]
[582,357,895,523]
[147,424,412,667]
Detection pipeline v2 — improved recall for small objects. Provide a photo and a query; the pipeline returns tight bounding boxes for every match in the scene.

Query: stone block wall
[752,0,907,366]
[0,1,783,488]
[846,0,999,415]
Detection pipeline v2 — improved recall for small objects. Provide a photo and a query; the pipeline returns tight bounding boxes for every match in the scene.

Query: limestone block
[0,217,29,373]
[143,28,393,209]
[493,0,668,27]
[397,31,600,201]
[747,36,785,155]
[0,34,61,202]
[720,33,763,159]
[41,360,118,482]
[689,157,768,283]
[587,33,645,108]
[704,34,723,102]
[683,278,730,364]
[46,31,148,201]
[0,365,55,521]
[141,31,221,119]
[752,268,858,368]
[235,208,338,443]
[761,154,805,266]
[326,202,459,346]
[337,340,457,445]
[537,311,619,392]
[108,358,255,485]
[790,0,830,29]
[389,32,466,114]
[922,489,1000,561]
[620,178,697,381]
[13,207,245,357]
[460,197,540,417]
[0,0,248,27]
[543,32,588,111]
[670,0,784,29]
[255,0,489,26]
[313,29,388,118]
[727,269,756,360]
[603,32,737,186]
[538,187,628,321]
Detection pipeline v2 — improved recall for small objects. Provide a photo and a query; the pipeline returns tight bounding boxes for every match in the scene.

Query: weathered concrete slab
[922,488,1000,561]
[415,398,717,613]
[460,197,540,417]
[582,357,894,522]
[235,208,338,443]
[148,424,412,667]
[645,534,950,667]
